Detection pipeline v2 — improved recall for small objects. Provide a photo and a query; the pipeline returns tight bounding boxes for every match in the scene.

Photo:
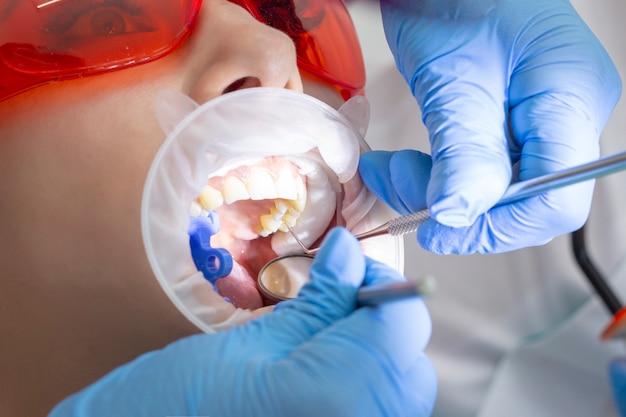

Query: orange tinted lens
[235,0,365,99]
[0,0,201,101]
[295,0,365,99]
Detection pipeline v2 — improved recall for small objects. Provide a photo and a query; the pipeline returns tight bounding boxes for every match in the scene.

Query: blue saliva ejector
[189,211,233,288]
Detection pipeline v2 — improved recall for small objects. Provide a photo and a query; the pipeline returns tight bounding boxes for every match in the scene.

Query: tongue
[215,262,264,310]
[212,232,280,310]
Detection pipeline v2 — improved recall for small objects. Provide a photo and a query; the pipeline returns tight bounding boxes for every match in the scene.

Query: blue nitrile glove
[610,358,626,416]
[48,228,436,417]
[360,0,622,254]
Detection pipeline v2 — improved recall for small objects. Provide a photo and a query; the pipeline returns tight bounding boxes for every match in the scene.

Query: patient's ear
[153,90,199,134]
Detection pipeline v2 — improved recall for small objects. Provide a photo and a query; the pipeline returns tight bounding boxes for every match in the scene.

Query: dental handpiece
[350,149,626,246]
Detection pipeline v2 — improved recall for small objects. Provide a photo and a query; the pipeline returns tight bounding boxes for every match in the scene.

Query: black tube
[571,225,623,315]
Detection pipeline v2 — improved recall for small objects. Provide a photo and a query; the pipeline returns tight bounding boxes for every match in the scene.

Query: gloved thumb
[263,227,366,344]
[359,150,432,216]
[609,358,626,416]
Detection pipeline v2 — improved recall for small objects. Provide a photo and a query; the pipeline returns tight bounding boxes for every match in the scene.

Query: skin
[0,1,344,415]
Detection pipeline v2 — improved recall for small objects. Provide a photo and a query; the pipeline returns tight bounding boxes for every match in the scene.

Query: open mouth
[142,88,403,332]
[191,154,342,309]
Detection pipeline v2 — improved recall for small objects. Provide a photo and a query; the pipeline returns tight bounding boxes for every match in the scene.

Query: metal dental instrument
[356,275,436,306]
[257,252,436,305]
[291,149,626,255]
[258,149,626,304]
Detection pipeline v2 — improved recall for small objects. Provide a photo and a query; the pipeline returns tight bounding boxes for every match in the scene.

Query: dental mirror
[258,254,316,303]
[257,252,436,305]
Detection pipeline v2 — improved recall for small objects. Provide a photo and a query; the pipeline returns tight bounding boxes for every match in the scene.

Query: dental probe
[293,149,626,255]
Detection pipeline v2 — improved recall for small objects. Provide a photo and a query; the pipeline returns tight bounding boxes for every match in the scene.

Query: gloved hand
[610,358,626,416]
[48,228,436,417]
[359,0,622,254]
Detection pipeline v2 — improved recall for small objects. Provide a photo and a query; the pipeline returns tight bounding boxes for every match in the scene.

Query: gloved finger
[417,204,553,254]
[395,353,438,417]
[362,256,406,285]
[359,151,409,214]
[505,94,598,241]
[419,179,587,254]
[360,257,432,355]
[267,259,433,416]
[501,21,621,242]
[387,150,431,213]
[358,258,432,362]
[382,2,512,228]
[419,63,512,228]
[259,227,366,346]
[609,358,626,417]
[441,60,618,255]
[507,0,621,152]
[297,258,431,370]
[359,150,432,215]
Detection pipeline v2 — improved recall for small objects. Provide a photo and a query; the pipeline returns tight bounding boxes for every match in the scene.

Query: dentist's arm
[48,228,437,417]
[360,0,621,254]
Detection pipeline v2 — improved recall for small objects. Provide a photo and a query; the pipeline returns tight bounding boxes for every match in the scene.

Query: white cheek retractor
[141,87,404,333]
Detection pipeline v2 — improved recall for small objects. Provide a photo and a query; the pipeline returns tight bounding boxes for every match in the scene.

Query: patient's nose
[184,1,303,104]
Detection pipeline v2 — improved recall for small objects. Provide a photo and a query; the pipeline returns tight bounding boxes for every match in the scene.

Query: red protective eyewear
[0,0,365,103]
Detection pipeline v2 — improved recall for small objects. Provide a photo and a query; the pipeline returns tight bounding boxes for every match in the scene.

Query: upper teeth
[190,164,307,237]
[257,199,303,237]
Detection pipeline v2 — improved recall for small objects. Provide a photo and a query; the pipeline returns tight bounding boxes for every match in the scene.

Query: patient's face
[0,0,366,414]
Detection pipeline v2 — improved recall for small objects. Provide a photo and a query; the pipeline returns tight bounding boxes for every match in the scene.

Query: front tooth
[246,169,277,200]
[275,168,298,200]
[223,176,250,204]
[199,185,224,211]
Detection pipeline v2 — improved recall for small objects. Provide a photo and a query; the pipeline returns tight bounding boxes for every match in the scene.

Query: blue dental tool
[189,212,233,287]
